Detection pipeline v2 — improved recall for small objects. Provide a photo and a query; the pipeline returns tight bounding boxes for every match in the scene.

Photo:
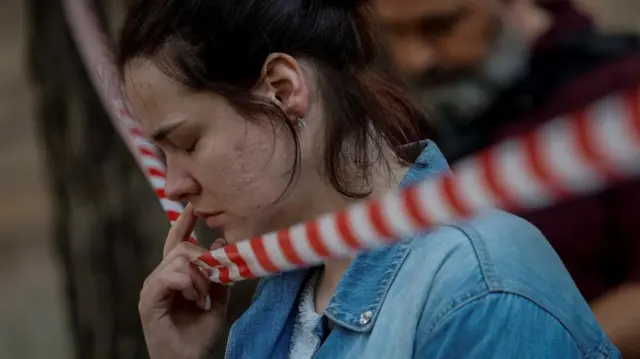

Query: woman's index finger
[163,203,198,258]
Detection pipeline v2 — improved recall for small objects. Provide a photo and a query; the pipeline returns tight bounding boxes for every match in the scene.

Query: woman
[120,0,620,358]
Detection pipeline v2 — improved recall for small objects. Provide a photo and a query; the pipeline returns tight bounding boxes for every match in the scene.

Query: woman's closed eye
[154,138,198,156]
[166,132,200,155]
[185,140,199,154]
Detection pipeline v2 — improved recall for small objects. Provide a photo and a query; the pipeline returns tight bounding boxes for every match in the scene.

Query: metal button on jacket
[359,311,373,325]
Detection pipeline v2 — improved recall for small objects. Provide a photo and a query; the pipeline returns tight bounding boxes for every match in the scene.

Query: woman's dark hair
[118,0,433,198]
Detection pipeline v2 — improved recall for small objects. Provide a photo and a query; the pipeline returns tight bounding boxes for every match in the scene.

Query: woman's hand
[139,203,229,359]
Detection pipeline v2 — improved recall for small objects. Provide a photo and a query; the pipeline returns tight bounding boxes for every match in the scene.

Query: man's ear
[255,53,309,120]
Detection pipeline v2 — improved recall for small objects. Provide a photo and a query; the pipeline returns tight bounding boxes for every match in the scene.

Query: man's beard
[411,20,532,126]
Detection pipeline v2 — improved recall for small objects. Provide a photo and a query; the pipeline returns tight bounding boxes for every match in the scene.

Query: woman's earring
[297,116,306,128]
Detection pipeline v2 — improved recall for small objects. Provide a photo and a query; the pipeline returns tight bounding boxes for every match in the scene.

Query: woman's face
[124,57,321,243]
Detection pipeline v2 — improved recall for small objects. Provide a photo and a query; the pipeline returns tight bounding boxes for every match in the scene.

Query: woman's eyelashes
[157,148,167,164]
[163,133,198,155]
[185,140,199,154]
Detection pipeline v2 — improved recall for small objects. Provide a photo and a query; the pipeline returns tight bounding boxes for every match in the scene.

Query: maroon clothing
[442,2,640,302]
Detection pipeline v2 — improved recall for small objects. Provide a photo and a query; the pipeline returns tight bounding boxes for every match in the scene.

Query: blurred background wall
[0,1,71,358]
[0,0,637,358]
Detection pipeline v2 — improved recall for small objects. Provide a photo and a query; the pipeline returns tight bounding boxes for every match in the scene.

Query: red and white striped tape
[62,0,640,284]
[61,0,197,243]
[193,88,640,284]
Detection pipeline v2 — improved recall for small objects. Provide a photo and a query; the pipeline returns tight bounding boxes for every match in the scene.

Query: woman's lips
[199,212,225,228]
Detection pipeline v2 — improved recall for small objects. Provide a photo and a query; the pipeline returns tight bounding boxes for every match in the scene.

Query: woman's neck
[314,257,353,314]
[312,151,410,314]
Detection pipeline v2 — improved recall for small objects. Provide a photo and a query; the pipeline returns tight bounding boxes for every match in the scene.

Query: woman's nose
[164,164,199,202]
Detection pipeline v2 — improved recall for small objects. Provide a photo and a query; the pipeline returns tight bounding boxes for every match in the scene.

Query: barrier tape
[61,0,197,243]
[193,88,640,283]
[62,0,640,284]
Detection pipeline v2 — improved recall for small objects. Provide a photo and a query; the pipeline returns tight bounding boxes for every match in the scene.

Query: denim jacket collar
[324,140,449,332]
[226,141,449,358]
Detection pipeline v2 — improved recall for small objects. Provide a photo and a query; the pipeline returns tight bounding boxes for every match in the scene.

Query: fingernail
[186,236,198,244]
[204,295,211,311]
[209,239,227,250]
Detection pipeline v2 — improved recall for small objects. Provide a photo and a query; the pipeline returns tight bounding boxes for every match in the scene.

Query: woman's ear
[255,53,309,121]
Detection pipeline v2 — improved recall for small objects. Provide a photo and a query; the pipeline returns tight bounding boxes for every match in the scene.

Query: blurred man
[371,0,640,356]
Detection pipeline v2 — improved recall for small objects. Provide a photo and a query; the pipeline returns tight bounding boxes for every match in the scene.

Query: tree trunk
[25,1,256,358]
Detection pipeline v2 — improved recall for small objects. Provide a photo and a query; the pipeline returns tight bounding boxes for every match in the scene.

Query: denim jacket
[225,141,620,359]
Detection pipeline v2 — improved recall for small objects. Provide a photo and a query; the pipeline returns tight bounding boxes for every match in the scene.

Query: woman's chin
[220,229,250,245]
[222,222,275,246]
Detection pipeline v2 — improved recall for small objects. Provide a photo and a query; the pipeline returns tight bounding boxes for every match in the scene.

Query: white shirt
[288,271,323,359]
